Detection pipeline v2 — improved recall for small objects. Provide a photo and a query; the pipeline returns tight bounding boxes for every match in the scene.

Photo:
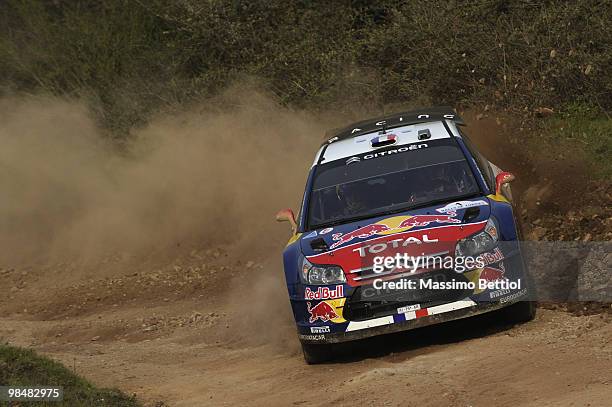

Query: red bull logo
[307,301,339,323]
[331,224,390,249]
[480,265,505,282]
[330,214,460,249]
[397,214,461,228]
[479,248,504,266]
[304,285,344,300]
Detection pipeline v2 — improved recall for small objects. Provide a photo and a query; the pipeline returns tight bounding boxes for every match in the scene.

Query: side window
[460,131,495,192]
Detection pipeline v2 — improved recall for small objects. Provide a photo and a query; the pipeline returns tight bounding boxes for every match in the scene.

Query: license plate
[397,304,421,313]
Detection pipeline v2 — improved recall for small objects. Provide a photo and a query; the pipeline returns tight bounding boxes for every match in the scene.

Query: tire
[301,342,334,364]
[501,300,536,324]
[503,236,536,324]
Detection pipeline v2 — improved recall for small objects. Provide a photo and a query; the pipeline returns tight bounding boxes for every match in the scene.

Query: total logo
[353,234,439,257]
[304,285,344,300]
[330,214,460,249]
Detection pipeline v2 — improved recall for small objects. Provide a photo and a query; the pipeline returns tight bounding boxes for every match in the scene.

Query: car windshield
[307,139,480,229]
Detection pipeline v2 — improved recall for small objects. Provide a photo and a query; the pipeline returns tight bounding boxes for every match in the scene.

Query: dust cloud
[0,88,337,266]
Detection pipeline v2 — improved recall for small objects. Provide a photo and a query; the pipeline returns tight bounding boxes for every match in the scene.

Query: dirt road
[1,245,610,406]
[0,100,610,406]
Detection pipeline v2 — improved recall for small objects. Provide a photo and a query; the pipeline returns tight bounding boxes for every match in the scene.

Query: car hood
[300,197,492,284]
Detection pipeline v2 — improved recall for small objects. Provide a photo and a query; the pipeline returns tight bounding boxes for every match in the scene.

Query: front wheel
[501,300,536,324]
[503,254,537,324]
[301,342,334,364]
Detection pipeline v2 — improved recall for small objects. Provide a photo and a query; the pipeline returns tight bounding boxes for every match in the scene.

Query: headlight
[455,218,499,257]
[301,258,346,285]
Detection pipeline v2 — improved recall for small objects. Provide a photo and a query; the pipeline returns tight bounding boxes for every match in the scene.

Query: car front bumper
[298,291,528,344]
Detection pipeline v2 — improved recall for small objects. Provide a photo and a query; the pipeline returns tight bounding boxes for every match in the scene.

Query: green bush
[0,344,140,406]
[1,0,610,134]
[361,1,612,109]
[543,102,612,177]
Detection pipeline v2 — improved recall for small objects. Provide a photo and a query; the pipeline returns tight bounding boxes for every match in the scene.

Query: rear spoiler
[323,106,463,145]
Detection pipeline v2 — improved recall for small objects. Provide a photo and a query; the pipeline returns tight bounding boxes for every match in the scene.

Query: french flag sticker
[370,134,397,147]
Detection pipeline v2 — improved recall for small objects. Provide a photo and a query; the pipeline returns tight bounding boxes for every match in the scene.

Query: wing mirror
[495,171,515,196]
[276,208,297,233]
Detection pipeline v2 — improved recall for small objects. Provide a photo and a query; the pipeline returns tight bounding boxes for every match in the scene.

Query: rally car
[277,107,535,363]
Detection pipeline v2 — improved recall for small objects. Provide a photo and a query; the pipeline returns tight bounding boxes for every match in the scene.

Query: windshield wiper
[378,192,482,216]
[308,192,481,230]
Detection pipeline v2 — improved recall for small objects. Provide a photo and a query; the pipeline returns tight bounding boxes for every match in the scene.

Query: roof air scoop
[310,238,329,252]
[418,129,431,140]
[370,134,397,148]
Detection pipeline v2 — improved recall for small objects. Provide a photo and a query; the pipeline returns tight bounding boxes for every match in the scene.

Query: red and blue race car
[277,107,535,363]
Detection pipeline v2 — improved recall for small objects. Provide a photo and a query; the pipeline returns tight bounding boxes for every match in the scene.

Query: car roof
[312,118,463,167]
[323,106,463,144]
